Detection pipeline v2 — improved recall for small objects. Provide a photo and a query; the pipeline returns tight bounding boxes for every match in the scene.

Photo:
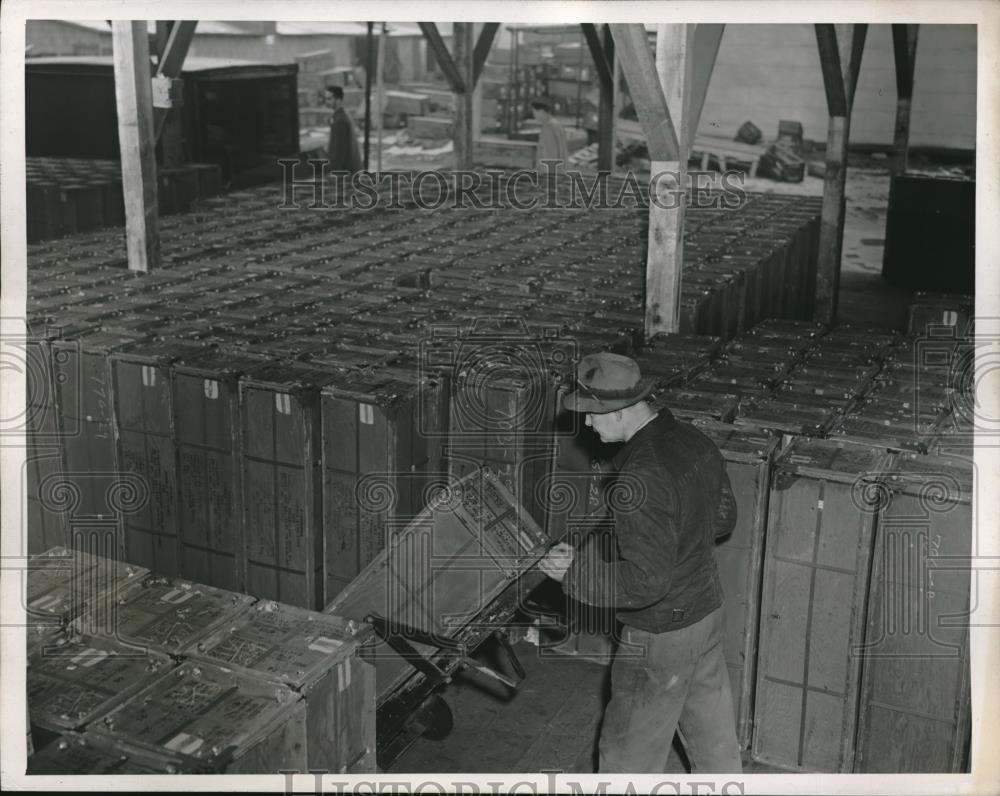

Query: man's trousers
[598,606,743,773]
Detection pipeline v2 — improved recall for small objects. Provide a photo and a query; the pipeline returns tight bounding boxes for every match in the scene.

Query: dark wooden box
[321,367,449,601]
[111,341,207,577]
[27,731,192,775]
[238,363,329,609]
[172,350,272,592]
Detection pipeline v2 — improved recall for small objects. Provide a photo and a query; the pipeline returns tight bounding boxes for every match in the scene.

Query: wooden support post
[453,22,475,171]
[688,24,724,144]
[375,22,386,173]
[472,23,500,86]
[418,22,467,94]
[612,50,622,175]
[814,24,868,325]
[363,22,374,171]
[891,24,919,177]
[582,23,615,172]
[112,20,160,273]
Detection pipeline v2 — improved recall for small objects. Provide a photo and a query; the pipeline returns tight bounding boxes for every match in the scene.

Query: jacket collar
[612,408,675,469]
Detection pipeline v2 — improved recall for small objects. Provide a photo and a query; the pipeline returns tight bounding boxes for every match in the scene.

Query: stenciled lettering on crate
[187,601,376,774]
[854,452,973,773]
[752,438,895,773]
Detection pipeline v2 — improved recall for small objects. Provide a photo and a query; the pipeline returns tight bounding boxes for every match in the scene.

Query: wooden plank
[418,22,466,95]
[472,22,500,86]
[890,24,920,176]
[814,24,848,117]
[112,20,160,272]
[688,24,725,143]
[813,23,868,325]
[591,24,615,172]
[644,24,693,336]
[609,24,680,161]
[453,23,475,171]
[580,23,613,90]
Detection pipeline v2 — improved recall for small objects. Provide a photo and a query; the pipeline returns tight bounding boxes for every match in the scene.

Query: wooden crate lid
[95,659,304,765]
[690,418,780,463]
[28,632,175,733]
[26,731,192,775]
[185,600,372,690]
[77,575,256,656]
[27,546,148,628]
[774,436,896,484]
[886,451,974,502]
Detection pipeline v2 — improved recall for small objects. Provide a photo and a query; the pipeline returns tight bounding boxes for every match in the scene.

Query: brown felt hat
[562,353,656,414]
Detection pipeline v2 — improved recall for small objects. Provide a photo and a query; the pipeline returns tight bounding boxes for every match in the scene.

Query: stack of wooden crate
[26,546,375,775]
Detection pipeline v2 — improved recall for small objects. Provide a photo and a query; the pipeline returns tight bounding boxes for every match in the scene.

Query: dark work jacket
[563,410,737,633]
[328,107,362,173]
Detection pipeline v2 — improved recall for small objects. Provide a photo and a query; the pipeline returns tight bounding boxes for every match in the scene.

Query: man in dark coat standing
[539,352,743,774]
[325,85,362,174]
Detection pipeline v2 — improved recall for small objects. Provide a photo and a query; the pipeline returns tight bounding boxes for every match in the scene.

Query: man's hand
[538,542,575,583]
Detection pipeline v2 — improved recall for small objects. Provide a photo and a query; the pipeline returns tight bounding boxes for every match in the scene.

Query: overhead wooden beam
[472,22,500,87]
[609,23,680,162]
[814,23,868,325]
[815,24,849,117]
[112,20,160,273]
[645,24,694,336]
[580,23,613,90]
[687,24,724,144]
[890,24,920,176]
[453,22,474,170]
[152,20,197,143]
[596,25,615,172]
[419,22,466,94]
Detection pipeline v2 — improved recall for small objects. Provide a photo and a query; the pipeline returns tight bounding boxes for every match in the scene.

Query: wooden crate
[53,332,146,523]
[752,438,896,772]
[28,632,175,736]
[407,115,453,140]
[854,452,973,772]
[172,350,272,592]
[25,337,67,554]
[448,359,559,530]
[692,420,779,754]
[474,137,537,170]
[93,660,308,774]
[27,731,194,774]
[321,367,448,602]
[187,601,376,774]
[27,545,148,643]
[78,574,255,656]
[111,341,206,577]
[326,468,550,705]
[385,90,429,116]
[239,363,329,609]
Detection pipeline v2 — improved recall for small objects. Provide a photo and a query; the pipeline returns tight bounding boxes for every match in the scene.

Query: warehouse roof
[48,20,450,38]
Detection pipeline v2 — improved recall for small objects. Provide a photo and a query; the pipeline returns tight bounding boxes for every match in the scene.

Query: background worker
[531,99,568,173]
[325,84,363,175]
[539,352,742,774]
